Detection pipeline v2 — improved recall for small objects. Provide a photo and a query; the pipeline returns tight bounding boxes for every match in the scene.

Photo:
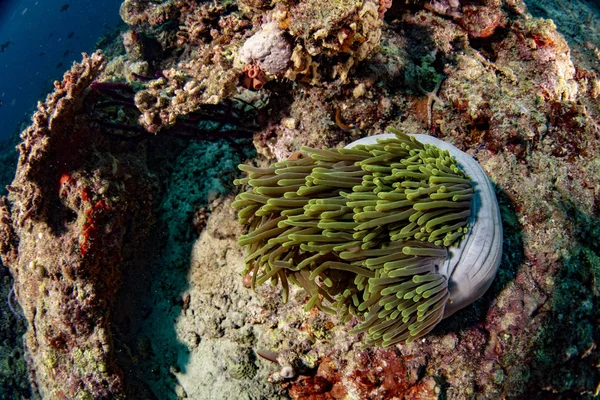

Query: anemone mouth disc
[233,129,503,347]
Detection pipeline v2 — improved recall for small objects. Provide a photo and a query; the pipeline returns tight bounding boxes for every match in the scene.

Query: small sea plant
[233,127,502,347]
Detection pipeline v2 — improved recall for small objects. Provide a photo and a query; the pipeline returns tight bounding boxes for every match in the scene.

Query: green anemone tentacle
[232,129,473,346]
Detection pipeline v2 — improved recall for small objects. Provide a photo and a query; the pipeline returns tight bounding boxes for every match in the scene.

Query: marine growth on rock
[233,128,502,347]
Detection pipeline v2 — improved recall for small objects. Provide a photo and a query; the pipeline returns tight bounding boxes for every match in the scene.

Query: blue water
[0,0,123,141]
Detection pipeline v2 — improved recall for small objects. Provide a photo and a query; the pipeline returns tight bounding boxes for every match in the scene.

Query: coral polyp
[233,128,502,346]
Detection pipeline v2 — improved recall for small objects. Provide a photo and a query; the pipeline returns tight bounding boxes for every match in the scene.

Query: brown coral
[134,45,239,133]
[123,1,248,133]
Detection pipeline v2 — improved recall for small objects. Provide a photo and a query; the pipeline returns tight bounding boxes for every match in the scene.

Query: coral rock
[239,22,292,76]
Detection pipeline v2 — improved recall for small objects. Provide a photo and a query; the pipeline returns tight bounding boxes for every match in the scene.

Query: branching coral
[233,128,502,347]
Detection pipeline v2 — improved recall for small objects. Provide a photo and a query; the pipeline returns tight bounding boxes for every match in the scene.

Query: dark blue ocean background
[0,0,122,142]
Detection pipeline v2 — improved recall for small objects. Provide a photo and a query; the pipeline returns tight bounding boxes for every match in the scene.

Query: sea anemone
[233,128,502,347]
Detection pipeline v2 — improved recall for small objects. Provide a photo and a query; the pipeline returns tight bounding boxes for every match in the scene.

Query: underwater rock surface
[0,0,599,398]
[0,51,160,398]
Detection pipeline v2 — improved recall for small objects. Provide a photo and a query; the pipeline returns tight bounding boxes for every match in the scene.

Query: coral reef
[283,0,384,83]
[0,122,27,400]
[0,51,159,399]
[1,0,600,398]
[118,0,251,133]
[0,263,31,398]
[226,0,599,397]
[0,133,20,198]
[424,0,510,39]
[118,0,389,133]
[526,0,600,72]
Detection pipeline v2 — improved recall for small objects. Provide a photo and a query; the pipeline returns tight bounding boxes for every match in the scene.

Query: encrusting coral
[233,128,502,347]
